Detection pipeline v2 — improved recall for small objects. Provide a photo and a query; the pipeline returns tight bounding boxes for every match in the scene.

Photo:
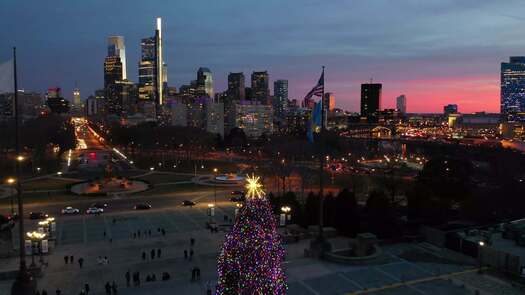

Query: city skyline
[2,1,525,113]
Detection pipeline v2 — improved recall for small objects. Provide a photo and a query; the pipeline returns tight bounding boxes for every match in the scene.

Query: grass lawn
[22,178,78,191]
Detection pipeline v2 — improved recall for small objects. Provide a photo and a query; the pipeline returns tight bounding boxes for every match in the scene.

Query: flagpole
[11,46,37,295]
[318,66,325,239]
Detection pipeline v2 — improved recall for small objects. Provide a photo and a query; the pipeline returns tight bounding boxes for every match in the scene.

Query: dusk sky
[2,0,525,113]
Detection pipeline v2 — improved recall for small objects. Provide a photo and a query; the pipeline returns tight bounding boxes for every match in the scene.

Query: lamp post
[280,206,291,227]
[478,240,485,273]
[6,178,15,215]
[11,46,37,295]
[26,231,45,268]
[213,168,218,205]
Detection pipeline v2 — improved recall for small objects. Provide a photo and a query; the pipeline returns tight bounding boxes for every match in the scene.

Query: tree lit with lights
[216,175,287,294]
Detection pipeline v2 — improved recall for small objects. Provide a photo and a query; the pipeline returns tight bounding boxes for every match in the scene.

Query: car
[29,212,48,220]
[61,206,80,214]
[230,195,245,202]
[181,200,195,207]
[91,202,108,209]
[133,203,152,210]
[86,207,104,214]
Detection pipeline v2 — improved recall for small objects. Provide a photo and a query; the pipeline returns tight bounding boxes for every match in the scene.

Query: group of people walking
[141,248,162,260]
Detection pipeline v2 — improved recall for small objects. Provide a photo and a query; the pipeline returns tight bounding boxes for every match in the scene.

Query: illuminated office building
[251,71,269,104]
[501,56,525,122]
[108,36,127,80]
[197,67,214,98]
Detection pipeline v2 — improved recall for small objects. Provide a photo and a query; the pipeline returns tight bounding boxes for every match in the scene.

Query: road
[0,186,235,222]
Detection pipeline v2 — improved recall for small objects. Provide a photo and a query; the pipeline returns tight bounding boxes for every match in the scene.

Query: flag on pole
[0,59,14,93]
[305,69,325,142]
[303,71,324,105]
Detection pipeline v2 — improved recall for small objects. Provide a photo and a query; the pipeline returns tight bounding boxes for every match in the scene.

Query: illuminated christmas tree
[216,175,287,294]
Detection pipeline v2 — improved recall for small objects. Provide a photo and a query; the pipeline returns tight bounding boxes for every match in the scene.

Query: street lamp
[26,231,45,268]
[280,206,291,227]
[235,203,242,216]
[6,178,16,215]
[478,240,485,273]
[213,168,218,205]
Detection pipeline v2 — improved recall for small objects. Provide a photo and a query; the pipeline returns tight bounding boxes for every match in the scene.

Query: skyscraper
[444,104,458,116]
[156,17,164,105]
[107,36,127,80]
[324,92,335,111]
[360,83,382,117]
[396,95,406,114]
[104,56,122,88]
[227,72,245,100]
[251,71,269,104]
[138,18,166,105]
[197,67,214,98]
[273,79,288,118]
[501,57,525,121]
[73,88,81,106]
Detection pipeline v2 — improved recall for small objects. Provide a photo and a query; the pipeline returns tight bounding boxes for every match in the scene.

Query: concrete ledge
[324,245,382,265]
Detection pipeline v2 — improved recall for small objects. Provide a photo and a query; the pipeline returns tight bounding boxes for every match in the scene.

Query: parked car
[86,207,104,214]
[61,206,80,214]
[181,200,195,207]
[133,203,152,210]
[29,212,48,220]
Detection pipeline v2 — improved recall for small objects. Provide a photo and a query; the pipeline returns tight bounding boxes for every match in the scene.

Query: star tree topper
[245,174,265,199]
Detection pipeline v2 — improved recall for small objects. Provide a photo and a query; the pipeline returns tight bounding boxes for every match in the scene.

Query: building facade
[396,95,407,114]
[360,83,382,117]
[501,57,525,122]
[273,79,288,119]
[197,67,214,98]
[107,36,127,80]
[228,72,245,101]
[251,71,269,104]
[234,102,273,138]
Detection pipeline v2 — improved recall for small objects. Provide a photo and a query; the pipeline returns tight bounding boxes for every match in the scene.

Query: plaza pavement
[1,203,523,295]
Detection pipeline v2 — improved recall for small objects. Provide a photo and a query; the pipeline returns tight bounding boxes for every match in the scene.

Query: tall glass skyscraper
[197,67,214,98]
[273,79,288,118]
[138,18,165,105]
[501,56,525,122]
[107,36,127,80]
[251,71,269,104]
[227,72,245,100]
[360,83,382,117]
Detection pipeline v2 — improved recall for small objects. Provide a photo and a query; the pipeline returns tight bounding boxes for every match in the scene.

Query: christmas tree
[216,175,287,294]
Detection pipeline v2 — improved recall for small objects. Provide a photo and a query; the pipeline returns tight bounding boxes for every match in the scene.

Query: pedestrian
[104,256,109,264]
[157,227,160,233]
[132,273,138,286]
[142,251,146,260]
[56,289,61,295]
[196,267,201,280]
[133,233,136,239]
[105,282,111,295]
[151,249,155,259]
[161,228,166,236]
[78,257,84,268]
[103,231,106,238]
[111,281,118,295]
[137,272,141,286]
[109,238,112,243]
[190,237,195,246]
[137,230,141,238]
[206,281,212,295]
[84,283,90,294]
[112,218,116,224]
[184,250,188,259]
[125,270,131,287]
[157,248,161,258]
[42,290,48,295]
[64,256,69,264]
[189,249,194,260]
[148,229,151,236]
[35,291,41,295]
[191,268,195,281]
[70,255,74,263]
[151,274,156,281]
[79,289,86,295]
